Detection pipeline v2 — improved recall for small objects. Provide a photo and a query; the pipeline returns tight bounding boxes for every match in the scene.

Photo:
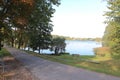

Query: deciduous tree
[103,0,120,57]
[50,37,66,55]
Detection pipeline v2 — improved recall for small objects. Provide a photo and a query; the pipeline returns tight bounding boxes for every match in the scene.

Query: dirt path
[6,47,120,80]
[0,54,37,80]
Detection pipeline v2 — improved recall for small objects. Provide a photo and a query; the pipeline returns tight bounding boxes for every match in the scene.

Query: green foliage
[28,24,52,53]
[0,0,61,51]
[50,37,66,54]
[59,52,70,55]
[0,0,35,50]
[27,0,60,53]
[103,0,120,57]
[52,35,102,41]
[103,21,118,47]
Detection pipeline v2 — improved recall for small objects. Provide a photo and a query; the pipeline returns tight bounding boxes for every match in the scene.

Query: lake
[39,40,102,55]
[65,40,102,55]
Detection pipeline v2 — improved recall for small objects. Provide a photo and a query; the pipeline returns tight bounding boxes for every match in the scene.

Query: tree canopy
[103,0,120,57]
[50,37,66,54]
[0,0,61,50]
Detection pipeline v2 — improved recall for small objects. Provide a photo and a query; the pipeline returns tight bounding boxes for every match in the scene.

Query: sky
[51,0,108,38]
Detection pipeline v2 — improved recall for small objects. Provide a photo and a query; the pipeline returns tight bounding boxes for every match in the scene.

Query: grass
[25,50,120,77]
[0,48,12,58]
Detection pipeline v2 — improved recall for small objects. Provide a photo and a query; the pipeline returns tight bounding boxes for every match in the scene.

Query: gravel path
[6,47,120,80]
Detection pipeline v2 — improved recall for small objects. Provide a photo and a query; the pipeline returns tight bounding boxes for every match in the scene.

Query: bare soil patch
[0,56,37,80]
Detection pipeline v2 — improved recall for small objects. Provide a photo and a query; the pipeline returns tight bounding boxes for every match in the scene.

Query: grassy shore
[26,51,120,77]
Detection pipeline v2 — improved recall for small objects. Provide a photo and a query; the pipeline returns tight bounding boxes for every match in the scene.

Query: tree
[28,23,52,53]
[27,0,60,53]
[0,0,61,51]
[0,0,34,50]
[103,0,120,57]
[50,37,66,55]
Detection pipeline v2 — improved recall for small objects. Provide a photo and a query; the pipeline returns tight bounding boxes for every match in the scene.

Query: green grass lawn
[26,51,120,77]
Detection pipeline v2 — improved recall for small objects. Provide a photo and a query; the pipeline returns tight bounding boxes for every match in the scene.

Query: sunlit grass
[25,50,120,77]
[91,56,112,61]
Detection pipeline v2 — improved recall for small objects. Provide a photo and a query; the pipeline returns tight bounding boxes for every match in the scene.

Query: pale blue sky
[52,0,107,38]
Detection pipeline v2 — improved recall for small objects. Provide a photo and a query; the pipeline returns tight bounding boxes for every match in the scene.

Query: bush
[59,52,70,55]
[94,47,111,57]
[72,54,80,57]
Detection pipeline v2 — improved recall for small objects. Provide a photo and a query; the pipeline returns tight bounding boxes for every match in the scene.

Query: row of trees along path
[0,0,61,52]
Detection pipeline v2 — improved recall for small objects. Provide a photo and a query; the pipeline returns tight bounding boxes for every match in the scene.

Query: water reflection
[65,40,102,55]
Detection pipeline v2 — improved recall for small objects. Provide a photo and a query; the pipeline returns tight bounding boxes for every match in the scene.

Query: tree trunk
[11,38,14,47]
[0,37,3,50]
[38,46,41,54]
[18,32,22,49]
[28,47,30,51]
[0,26,2,50]
[0,40,1,50]
[18,40,21,49]
[55,47,59,55]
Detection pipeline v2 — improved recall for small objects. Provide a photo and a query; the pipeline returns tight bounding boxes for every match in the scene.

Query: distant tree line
[52,35,102,42]
[103,0,120,57]
[0,0,67,55]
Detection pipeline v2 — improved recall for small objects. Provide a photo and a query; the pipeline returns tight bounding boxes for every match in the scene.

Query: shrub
[94,47,111,57]
[59,52,70,55]
[72,54,80,57]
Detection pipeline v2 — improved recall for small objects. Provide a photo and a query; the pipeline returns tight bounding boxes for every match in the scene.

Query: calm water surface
[65,40,102,55]
[40,40,102,55]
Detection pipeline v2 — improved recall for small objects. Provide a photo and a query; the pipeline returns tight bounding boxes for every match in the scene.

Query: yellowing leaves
[12,0,34,6]
[15,17,28,26]
[21,0,34,6]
